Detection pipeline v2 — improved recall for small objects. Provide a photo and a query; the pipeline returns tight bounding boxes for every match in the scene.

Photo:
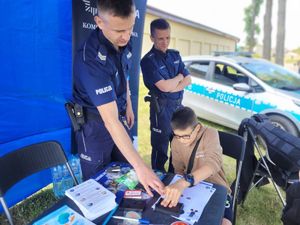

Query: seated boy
[161,106,232,225]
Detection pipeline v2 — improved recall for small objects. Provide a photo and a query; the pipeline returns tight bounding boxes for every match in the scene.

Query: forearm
[126,83,132,109]
[126,96,133,115]
[98,102,164,196]
[191,165,214,185]
[174,165,214,190]
[167,75,183,91]
[170,75,191,92]
[105,119,144,168]
[155,74,183,92]
[97,103,143,169]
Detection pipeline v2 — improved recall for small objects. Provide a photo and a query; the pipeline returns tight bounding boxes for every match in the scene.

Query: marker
[112,215,150,224]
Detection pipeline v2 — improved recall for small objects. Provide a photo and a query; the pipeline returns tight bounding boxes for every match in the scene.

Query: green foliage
[292,47,300,55]
[244,0,264,51]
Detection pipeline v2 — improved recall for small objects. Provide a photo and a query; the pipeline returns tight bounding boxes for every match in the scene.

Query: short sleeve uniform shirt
[141,46,189,100]
[73,28,132,115]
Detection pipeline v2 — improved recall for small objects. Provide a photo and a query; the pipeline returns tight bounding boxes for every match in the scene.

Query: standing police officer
[73,0,164,196]
[141,18,191,171]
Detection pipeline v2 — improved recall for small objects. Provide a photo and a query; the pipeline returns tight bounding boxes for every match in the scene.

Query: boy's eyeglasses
[173,125,198,140]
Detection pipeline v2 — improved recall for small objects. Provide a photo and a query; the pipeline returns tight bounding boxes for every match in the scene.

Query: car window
[213,64,249,86]
[187,62,209,79]
[241,61,300,91]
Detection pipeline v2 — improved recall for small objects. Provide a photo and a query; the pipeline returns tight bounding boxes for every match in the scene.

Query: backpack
[242,114,300,173]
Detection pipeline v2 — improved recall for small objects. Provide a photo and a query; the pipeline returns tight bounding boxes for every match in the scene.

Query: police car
[182,55,300,137]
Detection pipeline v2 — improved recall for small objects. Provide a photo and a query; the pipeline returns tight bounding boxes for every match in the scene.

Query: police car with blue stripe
[182,54,300,137]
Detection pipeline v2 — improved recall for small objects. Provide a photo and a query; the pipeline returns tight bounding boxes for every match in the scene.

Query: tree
[275,0,286,65]
[263,0,273,60]
[244,0,264,52]
[292,47,300,55]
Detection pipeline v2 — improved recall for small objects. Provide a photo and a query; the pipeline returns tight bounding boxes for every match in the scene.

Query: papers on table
[154,174,216,225]
[33,205,95,225]
[65,179,117,221]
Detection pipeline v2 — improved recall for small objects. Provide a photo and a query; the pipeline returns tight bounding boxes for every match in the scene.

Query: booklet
[65,179,117,221]
[33,205,95,225]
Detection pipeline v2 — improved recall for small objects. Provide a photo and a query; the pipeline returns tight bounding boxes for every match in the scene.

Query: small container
[170,221,189,225]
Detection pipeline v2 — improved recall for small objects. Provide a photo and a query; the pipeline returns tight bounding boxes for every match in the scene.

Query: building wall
[142,14,236,57]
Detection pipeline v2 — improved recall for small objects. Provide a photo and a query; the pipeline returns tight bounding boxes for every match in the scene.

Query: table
[30,163,227,225]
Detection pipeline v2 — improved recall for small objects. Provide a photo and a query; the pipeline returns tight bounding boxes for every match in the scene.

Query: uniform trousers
[75,115,130,180]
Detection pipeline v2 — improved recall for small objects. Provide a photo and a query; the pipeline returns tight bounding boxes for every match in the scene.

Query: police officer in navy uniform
[141,18,191,171]
[73,0,164,196]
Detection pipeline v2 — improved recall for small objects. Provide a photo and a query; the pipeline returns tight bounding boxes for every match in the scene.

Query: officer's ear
[150,35,154,43]
[94,16,104,29]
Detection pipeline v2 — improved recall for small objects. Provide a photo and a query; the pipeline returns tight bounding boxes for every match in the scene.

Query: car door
[207,62,255,129]
[184,60,255,129]
[183,60,220,121]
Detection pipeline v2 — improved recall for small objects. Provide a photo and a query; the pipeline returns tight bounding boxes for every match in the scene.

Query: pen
[102,205,119,225]
[112,215,150,224]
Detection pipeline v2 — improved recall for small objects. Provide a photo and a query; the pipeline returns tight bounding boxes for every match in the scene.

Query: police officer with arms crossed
[140,18,191,172]
[73,0,164,196]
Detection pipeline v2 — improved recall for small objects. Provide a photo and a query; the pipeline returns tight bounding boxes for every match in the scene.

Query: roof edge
[146,5,240,42]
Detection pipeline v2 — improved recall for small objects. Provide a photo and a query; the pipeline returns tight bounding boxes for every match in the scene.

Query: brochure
[65,179,117,221]
[33,205,95,225]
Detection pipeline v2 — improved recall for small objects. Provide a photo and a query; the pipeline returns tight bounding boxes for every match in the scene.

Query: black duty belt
[158,98,182,106]
[84,108,126,122]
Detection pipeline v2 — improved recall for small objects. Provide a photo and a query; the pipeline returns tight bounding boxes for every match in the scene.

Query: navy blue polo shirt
[73,28,132,115]
[141,46,189,100]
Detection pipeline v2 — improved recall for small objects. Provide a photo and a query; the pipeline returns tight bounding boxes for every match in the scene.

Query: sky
[147,0,300,50]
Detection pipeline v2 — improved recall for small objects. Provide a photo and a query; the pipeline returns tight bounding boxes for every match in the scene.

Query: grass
[0,187,57,225]
[0,77,283,225]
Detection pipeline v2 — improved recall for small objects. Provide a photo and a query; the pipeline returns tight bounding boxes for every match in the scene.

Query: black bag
[282,182,300,225]
[242,114,300,173]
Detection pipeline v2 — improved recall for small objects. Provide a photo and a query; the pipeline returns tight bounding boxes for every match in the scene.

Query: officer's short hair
[97,0,135,18]
[150,18,170,37]
[171,107,198,130]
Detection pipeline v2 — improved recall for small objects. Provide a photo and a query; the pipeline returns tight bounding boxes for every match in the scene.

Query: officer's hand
[177,73,184,81]
[126,105,134,129]
[135,164,165,197]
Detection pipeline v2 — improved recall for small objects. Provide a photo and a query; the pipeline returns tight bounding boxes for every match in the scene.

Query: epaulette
[147,52,155,58]
[168,49,179,54]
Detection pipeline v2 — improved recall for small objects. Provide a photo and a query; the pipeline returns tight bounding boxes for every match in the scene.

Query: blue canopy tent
[0,0,146,211]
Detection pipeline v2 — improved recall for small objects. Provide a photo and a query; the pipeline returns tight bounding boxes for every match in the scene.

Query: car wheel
[268,114,299,137]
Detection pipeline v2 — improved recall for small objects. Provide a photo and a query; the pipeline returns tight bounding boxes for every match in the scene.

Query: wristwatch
[183,173,195,187]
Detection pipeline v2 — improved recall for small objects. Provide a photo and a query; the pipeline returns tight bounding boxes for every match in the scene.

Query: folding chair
[218,131,246,225]
[243,126,299,207]
[0,141,79,225]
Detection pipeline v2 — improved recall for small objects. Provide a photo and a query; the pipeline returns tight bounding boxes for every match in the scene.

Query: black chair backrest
[0,141,68,196]
[219,131,245,161]
[218,131,246,225]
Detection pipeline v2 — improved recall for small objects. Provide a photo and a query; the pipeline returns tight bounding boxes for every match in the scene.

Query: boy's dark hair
[97,0,135,18]
[171,107,198,130]
[150,18,170,36]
